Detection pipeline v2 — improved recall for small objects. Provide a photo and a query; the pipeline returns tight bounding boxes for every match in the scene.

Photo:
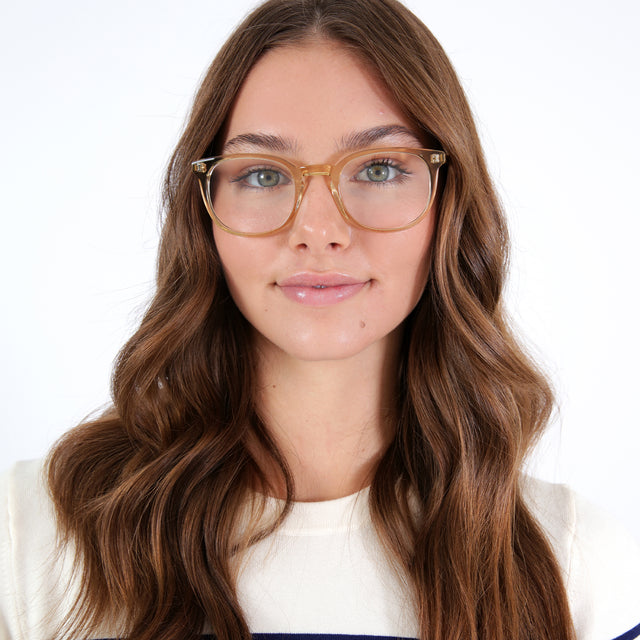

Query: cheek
[212,227,278,312]
[377,218,434,298]
[213,229,249,299]
[412,213,436,290]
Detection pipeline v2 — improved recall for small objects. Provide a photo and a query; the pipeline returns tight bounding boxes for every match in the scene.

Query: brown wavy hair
[47,1,576,639]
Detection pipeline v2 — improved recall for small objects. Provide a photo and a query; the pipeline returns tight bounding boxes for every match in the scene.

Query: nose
[287,171,352,253]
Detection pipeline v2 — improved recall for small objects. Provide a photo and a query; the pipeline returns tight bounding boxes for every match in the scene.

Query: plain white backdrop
[0,1,638,541]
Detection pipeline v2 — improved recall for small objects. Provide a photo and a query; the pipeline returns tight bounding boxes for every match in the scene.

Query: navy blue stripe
[96,636,415,640]
[96,636,416,640]
[255,636,413,640]
[614,622,640,640]
[97,629,640,640]
[206,636,415,640]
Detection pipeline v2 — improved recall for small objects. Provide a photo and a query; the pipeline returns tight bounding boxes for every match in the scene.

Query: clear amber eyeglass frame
[191,147,447,237]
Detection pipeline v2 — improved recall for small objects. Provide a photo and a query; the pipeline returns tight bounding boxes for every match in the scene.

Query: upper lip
[277,272,367,287]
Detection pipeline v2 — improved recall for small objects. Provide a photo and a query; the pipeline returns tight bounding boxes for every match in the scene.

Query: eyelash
[227,155,414,189]
[231,166,290,188]
[354,158,411,183]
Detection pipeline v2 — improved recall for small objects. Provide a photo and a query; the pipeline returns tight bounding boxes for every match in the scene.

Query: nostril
[293,240,310,252]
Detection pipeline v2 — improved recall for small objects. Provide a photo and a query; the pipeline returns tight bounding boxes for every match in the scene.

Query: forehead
[222,40,419,158]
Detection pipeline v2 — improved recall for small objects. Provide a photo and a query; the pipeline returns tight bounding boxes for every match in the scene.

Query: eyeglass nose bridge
[300,163,332,178]
[294,163,345,221]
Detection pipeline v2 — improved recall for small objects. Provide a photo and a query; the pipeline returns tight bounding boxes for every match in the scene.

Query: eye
[249,169,282,188]
[233,166,292,189]
[354,160,406,183]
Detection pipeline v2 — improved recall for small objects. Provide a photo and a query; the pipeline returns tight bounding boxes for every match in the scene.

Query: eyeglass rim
[191,146,447,237]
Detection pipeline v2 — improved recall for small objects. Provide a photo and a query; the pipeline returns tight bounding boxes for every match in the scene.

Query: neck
[254,330,401,502]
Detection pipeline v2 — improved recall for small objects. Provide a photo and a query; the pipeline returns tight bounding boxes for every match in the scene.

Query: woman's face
[213,40,436,363]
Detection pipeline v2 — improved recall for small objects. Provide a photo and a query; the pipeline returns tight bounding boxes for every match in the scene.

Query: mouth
[276,273,369,306]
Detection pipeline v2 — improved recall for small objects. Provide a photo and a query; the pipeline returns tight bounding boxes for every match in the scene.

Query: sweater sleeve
[0,464,23,640]
[524,476,640,640]
[0,460,82,640]
[0,481,10,639]
[567,491,640,640]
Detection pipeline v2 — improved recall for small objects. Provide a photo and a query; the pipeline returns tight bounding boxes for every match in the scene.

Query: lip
[277,272,369,306]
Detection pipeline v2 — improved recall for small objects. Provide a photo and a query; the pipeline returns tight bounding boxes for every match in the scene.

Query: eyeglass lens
[208,150,432,234]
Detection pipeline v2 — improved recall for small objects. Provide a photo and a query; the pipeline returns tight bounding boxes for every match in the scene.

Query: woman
[1,0,638,639]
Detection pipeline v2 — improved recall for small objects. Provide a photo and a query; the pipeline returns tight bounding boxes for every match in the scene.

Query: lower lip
[278,282,368,306]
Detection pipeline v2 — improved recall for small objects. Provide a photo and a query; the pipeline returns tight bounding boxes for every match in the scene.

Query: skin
[213,40,436,500]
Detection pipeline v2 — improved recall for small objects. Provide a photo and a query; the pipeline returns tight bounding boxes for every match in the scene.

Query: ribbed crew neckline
[264,486,371,535]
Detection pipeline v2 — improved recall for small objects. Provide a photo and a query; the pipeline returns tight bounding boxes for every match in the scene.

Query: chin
[289,344,372,363]
[257,325,399,364]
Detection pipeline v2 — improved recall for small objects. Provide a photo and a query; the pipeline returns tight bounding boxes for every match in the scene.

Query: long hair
[47,1,576,639]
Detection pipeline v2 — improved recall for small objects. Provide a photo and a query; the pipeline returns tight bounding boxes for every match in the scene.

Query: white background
[0,1,638,541]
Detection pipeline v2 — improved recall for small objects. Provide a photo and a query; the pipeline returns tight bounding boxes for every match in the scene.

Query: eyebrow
[221,124,422,157]
[222,133,299,155]
[338,125,422,150]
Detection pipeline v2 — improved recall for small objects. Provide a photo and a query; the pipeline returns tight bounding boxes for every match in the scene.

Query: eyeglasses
[192,147,446,236]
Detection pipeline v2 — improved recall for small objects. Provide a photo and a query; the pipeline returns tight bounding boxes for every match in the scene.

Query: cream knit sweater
[1,460,639,640]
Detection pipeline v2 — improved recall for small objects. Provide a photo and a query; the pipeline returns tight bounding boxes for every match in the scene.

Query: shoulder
[0,459,54,531]
[522,476,640,640]
[0,459,79,640]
